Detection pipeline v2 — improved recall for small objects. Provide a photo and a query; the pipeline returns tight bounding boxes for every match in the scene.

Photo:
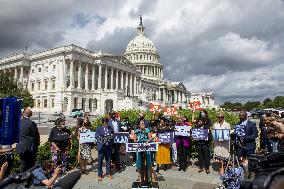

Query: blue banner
[0,97,21,145]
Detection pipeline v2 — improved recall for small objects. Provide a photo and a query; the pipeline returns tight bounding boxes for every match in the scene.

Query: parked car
[250,109,264,119]
[48,112,65,122]
[71,109,84,118]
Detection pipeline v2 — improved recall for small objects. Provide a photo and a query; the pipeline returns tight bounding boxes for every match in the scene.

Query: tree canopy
[0,71,34,108]
[221,96,284,110]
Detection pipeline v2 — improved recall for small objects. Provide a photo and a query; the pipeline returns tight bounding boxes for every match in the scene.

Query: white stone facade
[0,45,141,115]
[0,16,214,115]
[190,92,217,109]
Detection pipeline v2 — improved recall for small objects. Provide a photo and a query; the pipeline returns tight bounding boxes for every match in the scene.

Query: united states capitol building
[0,17,215,115]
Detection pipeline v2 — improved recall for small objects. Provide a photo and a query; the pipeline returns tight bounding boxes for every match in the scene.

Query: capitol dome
[125,33,157,54]
[125,16,163,81]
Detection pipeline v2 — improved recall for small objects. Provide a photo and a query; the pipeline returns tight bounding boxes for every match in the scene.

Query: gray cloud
[0,0,283,104]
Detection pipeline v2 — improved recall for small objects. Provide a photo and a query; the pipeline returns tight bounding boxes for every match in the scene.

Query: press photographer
[239,119,284,189]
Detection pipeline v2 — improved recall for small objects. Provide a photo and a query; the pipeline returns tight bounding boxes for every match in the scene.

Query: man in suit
[108,112,122,171]
[16,108,40,172]
[96,118,114,181]
[237,110,258,158]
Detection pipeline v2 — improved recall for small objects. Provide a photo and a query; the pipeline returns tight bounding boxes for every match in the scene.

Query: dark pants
[112,143,121,169]
[177,144,189,170]
[19,151,36,173]
[98,148,111,177]
[197,143,209,170]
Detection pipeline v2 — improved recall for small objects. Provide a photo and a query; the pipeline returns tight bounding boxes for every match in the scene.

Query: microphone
[53,170,81,189]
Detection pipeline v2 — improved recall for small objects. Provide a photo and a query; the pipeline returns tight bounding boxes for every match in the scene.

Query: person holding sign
[176,117,191,172]
[194,118,211,174]
[96,118,114,182]
[77,119,92,174]
[133,120,155,182]
[156,117,172,173]
[213,112,230,174]
[48,118,71,173]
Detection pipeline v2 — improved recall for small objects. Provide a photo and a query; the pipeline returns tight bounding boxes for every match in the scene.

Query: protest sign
[158,131,175,143]
[191,128,209,140]
[212,129,230,141]
[149,103,161,114]
[175,125,191,136]
[189,100,203,111]
[79,132,96,144]
[126,143,158,152]
[114,132,129,143]
[235,124,245,137]
[163,106,177,116]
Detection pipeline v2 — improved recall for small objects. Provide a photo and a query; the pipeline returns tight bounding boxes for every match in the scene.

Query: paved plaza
[73,150,220,189]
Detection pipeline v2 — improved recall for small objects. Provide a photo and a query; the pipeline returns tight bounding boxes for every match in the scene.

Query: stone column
[129,74,133,95]
[121,71,124,90]
[78,61,81,89]
[85,63,89,90]
[115,69,118,90]
[67,96,73,114]
[98,64,102,89]
[92,65,95,90]
[14,67,18,80]
[70,60,74,88]
[104,66,108,89]
[125,72,129,93]
[110,68,114,90]
[20,66,24,83]
[134,75,137,95]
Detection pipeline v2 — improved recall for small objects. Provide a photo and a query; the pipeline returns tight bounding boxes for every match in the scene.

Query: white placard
[79,132,96,144]
[175,125,191,136]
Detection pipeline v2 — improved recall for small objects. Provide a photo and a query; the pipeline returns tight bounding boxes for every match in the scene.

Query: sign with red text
[149,103,162,114]
[189,101,203,111]
[163,106,177,116]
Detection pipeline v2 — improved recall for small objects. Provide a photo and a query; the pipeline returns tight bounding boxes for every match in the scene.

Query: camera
[240,152,284,189]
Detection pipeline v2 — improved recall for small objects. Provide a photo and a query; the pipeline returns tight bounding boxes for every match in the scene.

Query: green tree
[0,71,34,107]
[273,96,284,108]
[243,101,261,110]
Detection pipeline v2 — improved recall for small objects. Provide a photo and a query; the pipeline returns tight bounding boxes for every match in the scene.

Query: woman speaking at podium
[133,120,156,182]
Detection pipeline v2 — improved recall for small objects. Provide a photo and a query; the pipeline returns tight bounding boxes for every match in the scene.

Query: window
[45,67,48,72]
[44,80,48,90]
[32,69,34,73]
[44,99,47,108]
[38,82,41,90]
[38,68,41,72]
[53,65,56,70]
[52,79,56,90]
[37,100,41,108]
[51,98,55,108]
[31,82,34,91]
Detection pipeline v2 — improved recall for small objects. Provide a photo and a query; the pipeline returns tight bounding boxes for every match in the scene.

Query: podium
[126,143,159,189]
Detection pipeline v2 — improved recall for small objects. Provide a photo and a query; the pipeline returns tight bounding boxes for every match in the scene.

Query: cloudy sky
[0,0,283,104]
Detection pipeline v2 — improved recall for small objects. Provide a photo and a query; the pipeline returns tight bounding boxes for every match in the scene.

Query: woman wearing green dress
[134,120,156,182]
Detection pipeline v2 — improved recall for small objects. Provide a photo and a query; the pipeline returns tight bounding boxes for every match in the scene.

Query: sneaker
[107,175,113,180]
